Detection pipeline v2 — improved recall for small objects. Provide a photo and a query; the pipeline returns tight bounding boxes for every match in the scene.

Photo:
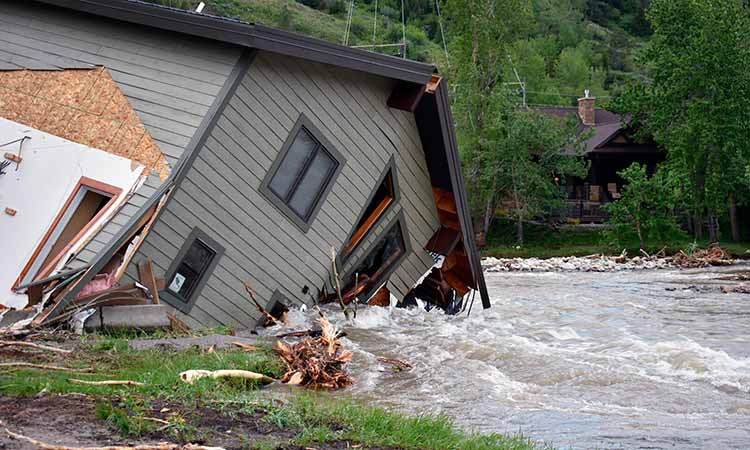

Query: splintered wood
[672,243,734,268]
[0,68,169,179]
[275,317,353,389]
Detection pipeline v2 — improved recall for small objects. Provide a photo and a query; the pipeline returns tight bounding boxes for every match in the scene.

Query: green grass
[0,334,547,450]
[482,219,750,259]
[0,338,284,399]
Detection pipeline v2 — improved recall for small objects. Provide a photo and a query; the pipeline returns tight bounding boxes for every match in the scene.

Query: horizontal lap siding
[133,51,438,328]
[0,2,241,269]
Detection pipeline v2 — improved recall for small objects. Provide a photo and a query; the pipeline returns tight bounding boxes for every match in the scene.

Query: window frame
[340,155,399,262]
[260,114,345,233]
[161,227,224,314]
[340,211,410,302]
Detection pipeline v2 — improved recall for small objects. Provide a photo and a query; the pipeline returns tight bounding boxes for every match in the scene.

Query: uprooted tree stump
[274,317,352,389]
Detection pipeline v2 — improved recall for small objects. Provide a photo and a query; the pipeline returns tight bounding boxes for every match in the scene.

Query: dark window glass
[268,127,338,222]
[342,221,406,297]
[168,239,216,303]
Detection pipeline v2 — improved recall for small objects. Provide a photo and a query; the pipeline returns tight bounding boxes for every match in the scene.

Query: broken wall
[0,117,144,309]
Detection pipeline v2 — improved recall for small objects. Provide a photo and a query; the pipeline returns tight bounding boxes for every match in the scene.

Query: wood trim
[13,176,122,289]
[342,195,393,255]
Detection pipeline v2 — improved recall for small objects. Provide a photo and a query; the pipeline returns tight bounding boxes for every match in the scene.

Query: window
[261,115,344,232]
[341,158,397,259]
[341,216,408,302]
[162,228,224,313]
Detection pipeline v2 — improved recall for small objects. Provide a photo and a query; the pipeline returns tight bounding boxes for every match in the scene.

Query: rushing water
[276,265,750,450]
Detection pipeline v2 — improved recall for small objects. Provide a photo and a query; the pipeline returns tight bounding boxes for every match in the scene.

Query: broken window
[163,228,224,312]
[342,168,395,258]
[341,218,407,302]
[262,115,343,231]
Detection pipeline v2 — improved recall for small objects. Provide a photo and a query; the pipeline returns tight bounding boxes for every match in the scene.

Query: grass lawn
[482,219,750,259]
[0,331,549,450]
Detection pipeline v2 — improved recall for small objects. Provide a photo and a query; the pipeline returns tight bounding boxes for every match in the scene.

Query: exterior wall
[0,1,243,271]
[124,51,440,329]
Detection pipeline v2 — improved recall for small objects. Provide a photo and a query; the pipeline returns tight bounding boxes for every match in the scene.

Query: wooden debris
[137,258,161,305]
[0,340,72,354]
[243,282,284,327]
[672,243,734,268]
[231,342,261,351]
[377,356,413,371]
[179,369,275,385]
[4,427,225,450]
[274,317,353,389]
[67,378,145,386]
[168,313,191,334]
[0,362,92,372]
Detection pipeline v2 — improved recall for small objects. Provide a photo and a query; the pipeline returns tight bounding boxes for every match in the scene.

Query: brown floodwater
[272,265,750,450]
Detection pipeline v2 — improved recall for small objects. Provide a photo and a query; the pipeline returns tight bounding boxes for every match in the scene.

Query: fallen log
[0,340,72,354]
[0,362,92,372]
[179,369,275,385]
[67,379,145,387]
[4,428,225,450]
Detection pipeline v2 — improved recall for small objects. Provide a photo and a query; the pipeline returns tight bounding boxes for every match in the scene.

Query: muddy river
[281,265,750,450]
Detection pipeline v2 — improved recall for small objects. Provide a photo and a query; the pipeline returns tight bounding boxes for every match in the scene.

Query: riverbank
[0,330,548,450]
[481,220,750,259]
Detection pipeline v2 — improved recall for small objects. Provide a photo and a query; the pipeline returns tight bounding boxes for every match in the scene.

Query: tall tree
[445,0,588,244]
[443,0,534,238]
[613,0,750,241]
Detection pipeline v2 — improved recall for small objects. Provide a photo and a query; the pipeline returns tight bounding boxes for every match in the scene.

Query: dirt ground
[0,394,391,450]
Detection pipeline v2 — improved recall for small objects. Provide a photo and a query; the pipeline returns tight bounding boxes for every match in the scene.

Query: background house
[537,93,665,222]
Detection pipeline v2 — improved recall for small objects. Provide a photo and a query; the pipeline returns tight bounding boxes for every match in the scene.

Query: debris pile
[274,317,353,389]
[672,243,734,268]
[482,254,674,272]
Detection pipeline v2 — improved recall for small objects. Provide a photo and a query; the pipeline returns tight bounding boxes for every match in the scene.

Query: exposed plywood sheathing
[0,68,169,179]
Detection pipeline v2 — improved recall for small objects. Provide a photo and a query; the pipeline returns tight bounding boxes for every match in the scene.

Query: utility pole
[505,54,527,108]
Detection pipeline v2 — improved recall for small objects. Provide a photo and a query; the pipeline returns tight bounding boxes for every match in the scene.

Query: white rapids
[267,264,750,450]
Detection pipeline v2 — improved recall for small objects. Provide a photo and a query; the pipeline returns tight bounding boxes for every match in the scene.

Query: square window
[162,228,224,313]
[261,115,344,232]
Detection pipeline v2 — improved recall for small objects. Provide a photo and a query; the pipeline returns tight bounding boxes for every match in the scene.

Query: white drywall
[0,117,144,309]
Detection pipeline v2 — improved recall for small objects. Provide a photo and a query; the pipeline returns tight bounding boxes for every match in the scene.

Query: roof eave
[32,0,435,84]
[434,82,491,309]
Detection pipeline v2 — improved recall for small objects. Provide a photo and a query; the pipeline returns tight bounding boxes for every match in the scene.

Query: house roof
[33,0,436,85]
[536,106,626,152]
[30,0,490,317]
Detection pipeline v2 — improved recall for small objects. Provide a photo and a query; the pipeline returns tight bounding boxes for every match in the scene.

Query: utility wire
[435,0,449,64]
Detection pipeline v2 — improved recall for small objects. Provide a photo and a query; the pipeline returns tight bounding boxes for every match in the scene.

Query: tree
[443,0,534,238]
[492,111,589,244]
[603,163,686,250]
[612,0,750,242]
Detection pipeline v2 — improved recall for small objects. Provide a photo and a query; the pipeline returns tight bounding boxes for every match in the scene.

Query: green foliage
[144,0,649,100]
[612,0,750,240]
[0,339,284,399]
[603,163,687,249]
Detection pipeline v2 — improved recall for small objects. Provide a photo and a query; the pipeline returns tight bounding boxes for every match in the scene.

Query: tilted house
[0,0,489,329]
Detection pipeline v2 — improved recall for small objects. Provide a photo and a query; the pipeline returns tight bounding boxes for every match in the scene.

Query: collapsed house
[0,0,489,330]
[538,93,665,223]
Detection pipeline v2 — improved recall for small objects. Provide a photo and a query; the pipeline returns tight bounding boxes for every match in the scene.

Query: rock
[481,254,677,273]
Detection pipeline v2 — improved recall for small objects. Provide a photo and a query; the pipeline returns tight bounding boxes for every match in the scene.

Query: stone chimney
[578,89,596,126]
